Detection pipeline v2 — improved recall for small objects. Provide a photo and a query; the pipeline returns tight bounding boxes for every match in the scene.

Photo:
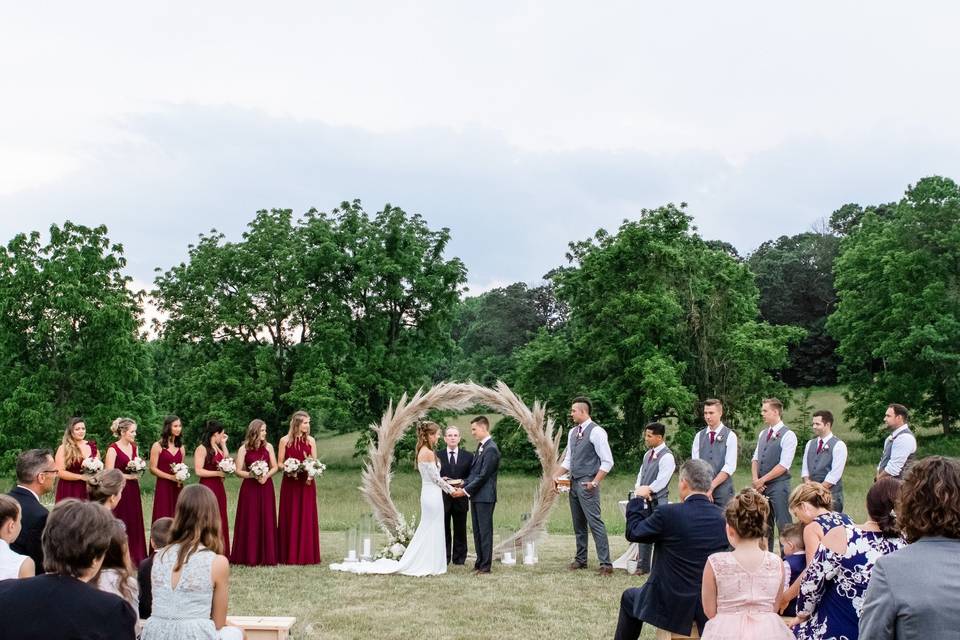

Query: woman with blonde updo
[54,417,99,502]
[700,489,793,639]
[104,417,149,563]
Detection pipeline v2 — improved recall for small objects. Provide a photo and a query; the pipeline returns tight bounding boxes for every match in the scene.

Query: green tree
[0,222,154,463]
[829,176,960,436]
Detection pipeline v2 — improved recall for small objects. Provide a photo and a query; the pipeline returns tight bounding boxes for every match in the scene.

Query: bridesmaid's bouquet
[81,457,104,475]
[217,457,237,475]
[125,457,147,476]
[249,460,269,479]
[282,457,302,477]
[171,462,190,485]
[302,457,326,483]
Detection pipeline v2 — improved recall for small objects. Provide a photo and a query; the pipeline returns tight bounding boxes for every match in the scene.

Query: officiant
[439,426,473,565]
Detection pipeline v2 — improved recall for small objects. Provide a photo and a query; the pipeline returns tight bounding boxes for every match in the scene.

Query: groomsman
[438,426,473,565]
[632,422,675,575]
[556,397,614,575]
[877,403,917,480]
[751,397,796,552]
[800,410,847,512]
[691,398,737,507]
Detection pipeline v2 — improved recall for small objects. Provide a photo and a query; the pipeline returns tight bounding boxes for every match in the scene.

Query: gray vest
[879,427,916,478]
[639,445,672,503]
[696,426,733,494]
[805,435,843,500]
[569,421,601,480]
[757,425,792,484]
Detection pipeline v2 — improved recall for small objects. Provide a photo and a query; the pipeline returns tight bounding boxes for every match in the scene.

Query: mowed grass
[5,386,951,638]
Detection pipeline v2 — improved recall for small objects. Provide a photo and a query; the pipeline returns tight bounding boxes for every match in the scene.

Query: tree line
[1,178,957,473]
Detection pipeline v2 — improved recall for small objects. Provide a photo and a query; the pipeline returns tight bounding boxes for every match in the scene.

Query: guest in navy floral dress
[793,478,905,640]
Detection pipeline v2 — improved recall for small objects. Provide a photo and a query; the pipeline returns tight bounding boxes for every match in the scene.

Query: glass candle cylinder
[345,527,358,562]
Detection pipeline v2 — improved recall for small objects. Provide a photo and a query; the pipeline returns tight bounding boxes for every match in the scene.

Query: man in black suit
[438,425,474,565]
[614,459,729,640]
[457,416,500,574]
[0,499,137,639]
[8,449,58,573]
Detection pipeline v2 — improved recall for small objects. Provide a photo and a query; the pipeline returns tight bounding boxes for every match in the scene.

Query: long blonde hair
[287,411,310,442]
[413,422,440,469]
[61,418,86,468]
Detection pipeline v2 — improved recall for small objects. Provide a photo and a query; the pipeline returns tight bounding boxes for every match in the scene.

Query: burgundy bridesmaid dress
[230,445,278,566]
[55,441,98,502]
[277,438,321,564]
[151,446,184,523]
[199,450,231,556]
[109,443,148,564]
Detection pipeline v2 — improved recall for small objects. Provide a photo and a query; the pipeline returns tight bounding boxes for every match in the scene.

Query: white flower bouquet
[377,512,416,560]
[282,457,302,477]
[302,457,326,482]
[171,462,190,484]
[249,460,269,479]
[81,457,104,475]
[217,457,237,475]
[125,457,147,476]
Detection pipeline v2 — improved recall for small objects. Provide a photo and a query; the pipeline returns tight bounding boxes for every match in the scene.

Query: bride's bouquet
[302,457,326,482]
[81,457,104,475]
[249,460,269,479]
[171,462,190,485]
[125,457,147,476]
[282,457,302,477]
[217,457,237,475]
[377,512,416,560]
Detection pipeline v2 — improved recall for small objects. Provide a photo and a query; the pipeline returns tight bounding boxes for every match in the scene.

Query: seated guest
[614,459,729,640]
[860,456,960,639]
[794,478,906,640]
[95,521,141,635]
[0,499,136,639]
[139,516,174,620]
[86,469,126,511]
[701,489,792,639]
[7,449,57,573]
[0,494,35,579]
[142,485,243,640]
[779,523,806,617]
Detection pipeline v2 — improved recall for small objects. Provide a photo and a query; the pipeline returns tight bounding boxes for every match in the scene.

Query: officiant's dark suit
[462,420,500,574]
[614,460,728,640]
[439,446,473,564]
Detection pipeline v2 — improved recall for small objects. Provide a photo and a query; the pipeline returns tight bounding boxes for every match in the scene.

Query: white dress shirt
[561,421,615,473]
[691,424,738,476]
[751,422,798,470]
[800,435,848,485]
[635,443,676,493]
[880,424,918,476]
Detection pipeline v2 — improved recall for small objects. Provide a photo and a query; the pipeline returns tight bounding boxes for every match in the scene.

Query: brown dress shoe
[567,561,588,570]
[597,565,614,576]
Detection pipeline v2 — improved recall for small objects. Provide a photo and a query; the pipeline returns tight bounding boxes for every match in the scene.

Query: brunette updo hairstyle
[86,469,126,505]
[724,488,770,540]
[414,422,441,468]
[867,477,902,538]
[789,481,833,512]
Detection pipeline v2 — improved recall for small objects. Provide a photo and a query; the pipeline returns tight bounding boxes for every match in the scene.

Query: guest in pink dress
[195,420,232,556]
[230,419,279,566]
[277,411,321,565]
[54,417,98,502]
[150,415,185,523]
[104,417,149,565]
[701,488,793,640]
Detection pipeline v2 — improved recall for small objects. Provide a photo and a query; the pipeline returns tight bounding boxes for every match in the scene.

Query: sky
[2,1,960,295]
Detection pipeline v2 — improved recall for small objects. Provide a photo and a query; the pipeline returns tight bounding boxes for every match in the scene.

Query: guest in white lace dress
[0,495,35,579]
[142,485,243,640]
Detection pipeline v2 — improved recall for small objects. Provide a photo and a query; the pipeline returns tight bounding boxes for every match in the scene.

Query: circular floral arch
[360,381,563,554]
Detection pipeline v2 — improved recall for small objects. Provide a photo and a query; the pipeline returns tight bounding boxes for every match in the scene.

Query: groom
[455,416,500,574]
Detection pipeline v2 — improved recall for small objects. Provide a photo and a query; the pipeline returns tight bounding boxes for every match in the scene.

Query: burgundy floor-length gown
[199,450,231,556]
[151,446,183,523]
[230,445,278,566]
[109,443,148,564]
[277,438,321,564]
[55,441,98,502]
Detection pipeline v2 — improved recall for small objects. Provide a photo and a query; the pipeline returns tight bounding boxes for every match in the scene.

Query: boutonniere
[821,443,830,451]
[715,434,724,442]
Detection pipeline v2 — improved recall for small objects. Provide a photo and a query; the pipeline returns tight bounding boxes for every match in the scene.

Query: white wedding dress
[330,462,455,577]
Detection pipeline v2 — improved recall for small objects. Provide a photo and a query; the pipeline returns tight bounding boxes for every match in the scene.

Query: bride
[330,422,457,576]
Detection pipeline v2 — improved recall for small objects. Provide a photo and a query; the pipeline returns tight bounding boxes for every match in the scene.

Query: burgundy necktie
[709,431,716,445]
[816,439,823,454]
[648,449,655,462]
[766,427,775,442]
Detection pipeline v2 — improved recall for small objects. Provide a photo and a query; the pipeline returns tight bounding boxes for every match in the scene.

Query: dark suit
[438,447,473,564]
[462,437,500,572]
[0,574,137,639]
[7,486,48,574]
[614,494,728,640]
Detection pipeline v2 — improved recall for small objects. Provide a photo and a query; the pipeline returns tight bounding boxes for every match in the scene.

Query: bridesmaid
[230,419,279,566]
[104,417,149,565]
[195,420,231,556]
[277,411,321,565]
[54,417,98,502]
[150,415,185,523]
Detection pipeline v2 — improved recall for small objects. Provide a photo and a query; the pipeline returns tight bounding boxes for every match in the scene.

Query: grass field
[4,386,955,639]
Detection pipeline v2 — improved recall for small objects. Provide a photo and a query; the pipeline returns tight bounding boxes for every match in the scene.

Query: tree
[0,222,154,466]
[829,176,960,436]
